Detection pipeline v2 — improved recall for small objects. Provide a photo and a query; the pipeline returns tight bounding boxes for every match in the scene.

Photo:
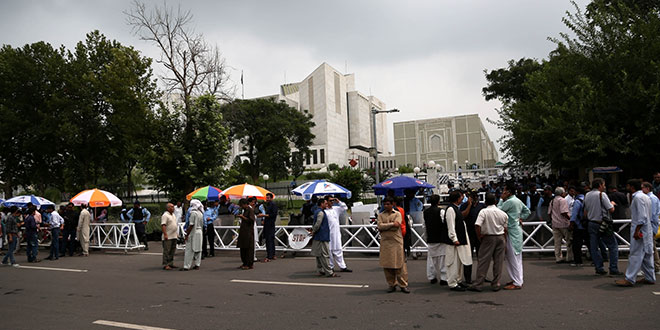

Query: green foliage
[221,99,315,182]
[484,0,660,176]
[304,172,332,180]
[327,163,340,171]
[330,166,367,205]
[290,152,305,180]
[397,165,415,174]
[142,94,230,200]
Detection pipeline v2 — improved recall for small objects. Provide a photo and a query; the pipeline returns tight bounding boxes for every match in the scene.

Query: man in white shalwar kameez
[444,191,472,291]
[616,180,656,286]
[325,196,352,272]
[183,200,204,271]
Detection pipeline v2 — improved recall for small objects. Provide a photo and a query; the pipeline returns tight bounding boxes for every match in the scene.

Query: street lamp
[263,174,269,189]
[371,107,400,194]
[413,166,420,178]
[428,160,436,168]
[453,160,458,171]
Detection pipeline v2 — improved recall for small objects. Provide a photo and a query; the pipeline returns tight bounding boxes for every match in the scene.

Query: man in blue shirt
[642,182,660,274]
[202,200,218,258]
[127,201,151,251]
[569,186,587,266]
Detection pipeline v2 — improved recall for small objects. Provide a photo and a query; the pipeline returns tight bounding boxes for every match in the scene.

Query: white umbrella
[70,189,122,207]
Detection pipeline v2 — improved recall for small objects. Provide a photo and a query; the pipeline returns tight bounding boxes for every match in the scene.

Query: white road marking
[231,279,368,288]
[653,292,660,295]
[15,265,88,273]
[92,320,175,330]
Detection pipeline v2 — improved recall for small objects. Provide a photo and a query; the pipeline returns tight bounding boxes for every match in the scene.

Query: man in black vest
[424,194,448,285]
[443,190,472,291]
[127,201,151,250]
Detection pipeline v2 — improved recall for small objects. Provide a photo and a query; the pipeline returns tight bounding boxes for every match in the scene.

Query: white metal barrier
[178,219,647,254]
[89,223,144,251]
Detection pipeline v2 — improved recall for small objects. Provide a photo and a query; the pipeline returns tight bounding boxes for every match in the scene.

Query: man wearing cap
[127,201,151,250]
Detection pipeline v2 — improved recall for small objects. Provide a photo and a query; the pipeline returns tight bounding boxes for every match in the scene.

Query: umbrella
[1,195,55,208]
[221,183,273,200]
[372,175,435,196]
[292,180,352,200]
[186,185,223,201]
[70,189,122,207]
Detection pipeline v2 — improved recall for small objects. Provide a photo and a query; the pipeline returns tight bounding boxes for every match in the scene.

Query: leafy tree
[290,152,306,181]
[331,166,367,205]
[221,98,315,182]
[484,0,660,177]
[142,94,229,199]
[327,163,340,171]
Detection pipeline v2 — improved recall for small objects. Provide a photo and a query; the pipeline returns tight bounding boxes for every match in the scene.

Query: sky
[0,0,591,159]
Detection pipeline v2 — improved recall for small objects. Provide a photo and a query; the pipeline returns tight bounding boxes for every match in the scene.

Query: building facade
[393,114,498,171]
[238,63,392,170]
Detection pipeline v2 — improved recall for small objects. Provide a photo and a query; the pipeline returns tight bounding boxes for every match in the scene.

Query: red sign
[349,159,358,167]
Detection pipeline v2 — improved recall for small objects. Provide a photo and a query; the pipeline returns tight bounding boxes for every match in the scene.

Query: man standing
[1,207,21,266]
[237,198,255,270]
[202,200,218,258]
[569,186,587,267]
[616,179,655,286]
[262,193,278,262]
[378,197,407,293]
[460,190,485,257]
[63,203,79,257]
[325,196,352,272]
[182,199,204,271]
[424,194,448,285]
[311,199,338,278]
[77,204,91,257]
[583,178,620,275]
[498,183,531,290]
[174,201,184,223]
[469,193,508,292]
[641,182,660,275]
[127,201,151,251]
[653,172,660,197]
[161,203,178,270]
[548,187,573,263]
[45,206,64,261]
[443,190,472,292]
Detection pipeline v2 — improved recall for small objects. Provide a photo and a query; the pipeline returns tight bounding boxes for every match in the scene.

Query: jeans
[588,221,619,272]
[26,233,39,262]
[2,238,17,264]
[49,228,60,259]
[263,220,275,259]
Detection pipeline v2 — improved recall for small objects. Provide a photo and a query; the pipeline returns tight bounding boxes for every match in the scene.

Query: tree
[221,98,315,182]
[142,95,229,199]
[484,0,660,176]
[331,166,367,205]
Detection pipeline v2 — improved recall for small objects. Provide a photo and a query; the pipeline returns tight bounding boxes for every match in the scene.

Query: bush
[328,163,340,171]
[305,172,332,180]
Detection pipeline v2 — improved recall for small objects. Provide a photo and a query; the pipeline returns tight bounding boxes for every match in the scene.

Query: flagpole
[241,70,244,99]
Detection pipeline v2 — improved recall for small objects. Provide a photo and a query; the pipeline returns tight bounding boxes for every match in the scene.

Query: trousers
[552,227,573,262]
[473,235,506,287]
[384,263,408,288]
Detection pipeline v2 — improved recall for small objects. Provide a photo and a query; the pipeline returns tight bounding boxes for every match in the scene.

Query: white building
[238,63,392,170]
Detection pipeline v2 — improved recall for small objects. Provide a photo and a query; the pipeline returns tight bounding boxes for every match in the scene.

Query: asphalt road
[0,245,658,330]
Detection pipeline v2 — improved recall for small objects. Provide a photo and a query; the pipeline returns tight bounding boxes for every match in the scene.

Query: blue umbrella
[292,180,352,200]
[372,175,435,196]
[1,195,55,208]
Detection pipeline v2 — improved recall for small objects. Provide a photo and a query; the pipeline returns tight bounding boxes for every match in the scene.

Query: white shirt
[475,205,508,235]
[49,211,64,229]
[174,206,183,223]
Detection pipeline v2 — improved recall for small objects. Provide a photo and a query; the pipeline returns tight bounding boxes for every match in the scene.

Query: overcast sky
[0,0,591,158]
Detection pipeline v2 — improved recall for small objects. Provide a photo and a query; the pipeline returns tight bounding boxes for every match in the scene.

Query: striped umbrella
[186,185,223,201]
[221,183,273,200]
[292,180,352,200]
[1,195,55,208]
[70,189,122,207]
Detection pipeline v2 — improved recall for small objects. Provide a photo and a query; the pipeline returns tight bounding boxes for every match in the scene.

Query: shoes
[12,264,19,267]
[340,268,353,273]
[614,279,634,287]
[467,285,482,292]
[170,265,178,269]
[595,269,608,275]
[430,278,438,284]
[163,266,172,270]
[262,258,271,263]
[326,273,340,278]
[637,278,655,285]
[192,266,199,270]
[179,268,189,271]
[387,286,397,293]
[449,286,466,292]
[503,284,522,290]
[400,287,410,294]
[491,285,501,292]
[439,280,448,286]
[609,270,623,276]
[207,255,214,258]
[45,257,53,261]
[457,282,469,289]
[570,263,584,267]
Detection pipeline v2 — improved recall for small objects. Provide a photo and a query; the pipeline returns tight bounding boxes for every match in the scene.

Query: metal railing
[89,223,144,251]
[179,219,647,254]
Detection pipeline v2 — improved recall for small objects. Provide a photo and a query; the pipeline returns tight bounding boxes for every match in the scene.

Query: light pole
[371,107,399,188]
[413,166,420,178]
[263,174,269,189]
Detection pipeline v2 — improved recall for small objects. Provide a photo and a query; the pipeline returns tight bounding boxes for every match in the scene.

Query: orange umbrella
[70,188,123,207]
[221,183,273,200]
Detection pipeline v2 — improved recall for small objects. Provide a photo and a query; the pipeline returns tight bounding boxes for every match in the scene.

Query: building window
[320,149,325,164]
[306,152,311,165]
[430,134,443,152]
[312,150,318,165]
